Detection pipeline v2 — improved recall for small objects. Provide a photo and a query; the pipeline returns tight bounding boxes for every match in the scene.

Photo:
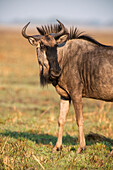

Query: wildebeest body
[22,20,113,154]
[57,39,113,101]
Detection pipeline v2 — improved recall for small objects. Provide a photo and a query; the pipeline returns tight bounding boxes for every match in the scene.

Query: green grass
[0,28,113,169]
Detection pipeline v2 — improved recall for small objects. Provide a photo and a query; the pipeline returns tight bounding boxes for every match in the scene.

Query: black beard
[40,70,60,87]
[40,70,50,86]
[39,64,61,87]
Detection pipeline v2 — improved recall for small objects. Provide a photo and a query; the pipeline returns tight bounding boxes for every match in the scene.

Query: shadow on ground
[0,131,77,146]
[0,131,113,147]
[86,132,113,146]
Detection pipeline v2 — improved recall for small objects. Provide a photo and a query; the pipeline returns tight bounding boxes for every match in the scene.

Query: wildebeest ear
[57,35,68,45]
[28,37,37,46]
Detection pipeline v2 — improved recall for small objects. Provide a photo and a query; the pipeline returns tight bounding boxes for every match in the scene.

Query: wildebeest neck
[46,46,61,80]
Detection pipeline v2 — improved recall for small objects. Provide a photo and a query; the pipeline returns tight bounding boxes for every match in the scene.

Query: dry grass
[0,26,113,169]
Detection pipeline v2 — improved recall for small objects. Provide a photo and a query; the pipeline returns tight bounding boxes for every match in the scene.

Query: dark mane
[68,27,112,47]
[37,24,62,35]
[37,24,112,48]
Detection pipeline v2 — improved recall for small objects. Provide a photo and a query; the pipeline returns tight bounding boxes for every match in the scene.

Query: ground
[0,26,113,169]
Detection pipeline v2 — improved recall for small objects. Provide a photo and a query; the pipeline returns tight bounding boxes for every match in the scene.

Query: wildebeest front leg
[72,96,86,154]
[52,96,70,152]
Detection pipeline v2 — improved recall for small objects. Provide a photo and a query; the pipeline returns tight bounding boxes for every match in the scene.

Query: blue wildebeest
[22,20,113,154]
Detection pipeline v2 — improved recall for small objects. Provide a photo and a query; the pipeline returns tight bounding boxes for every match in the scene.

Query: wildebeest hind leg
[52,97,70,152]
[72,96,86,154]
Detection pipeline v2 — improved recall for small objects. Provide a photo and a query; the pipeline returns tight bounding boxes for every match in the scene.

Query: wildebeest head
[22,20,68,86]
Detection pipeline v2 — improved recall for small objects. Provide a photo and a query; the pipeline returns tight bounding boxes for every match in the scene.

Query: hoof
[76,146,86,154]
[52,146,62,153]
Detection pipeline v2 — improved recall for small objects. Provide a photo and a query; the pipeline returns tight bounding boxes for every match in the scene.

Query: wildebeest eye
[40,42,46,51]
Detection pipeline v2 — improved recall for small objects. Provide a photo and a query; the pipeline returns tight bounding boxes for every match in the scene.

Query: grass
[0,26,113,169]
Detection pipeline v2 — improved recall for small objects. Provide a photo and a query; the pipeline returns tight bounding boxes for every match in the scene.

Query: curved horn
[53,19,65,39]
[22,22,31,39]
[22,22,42,40]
